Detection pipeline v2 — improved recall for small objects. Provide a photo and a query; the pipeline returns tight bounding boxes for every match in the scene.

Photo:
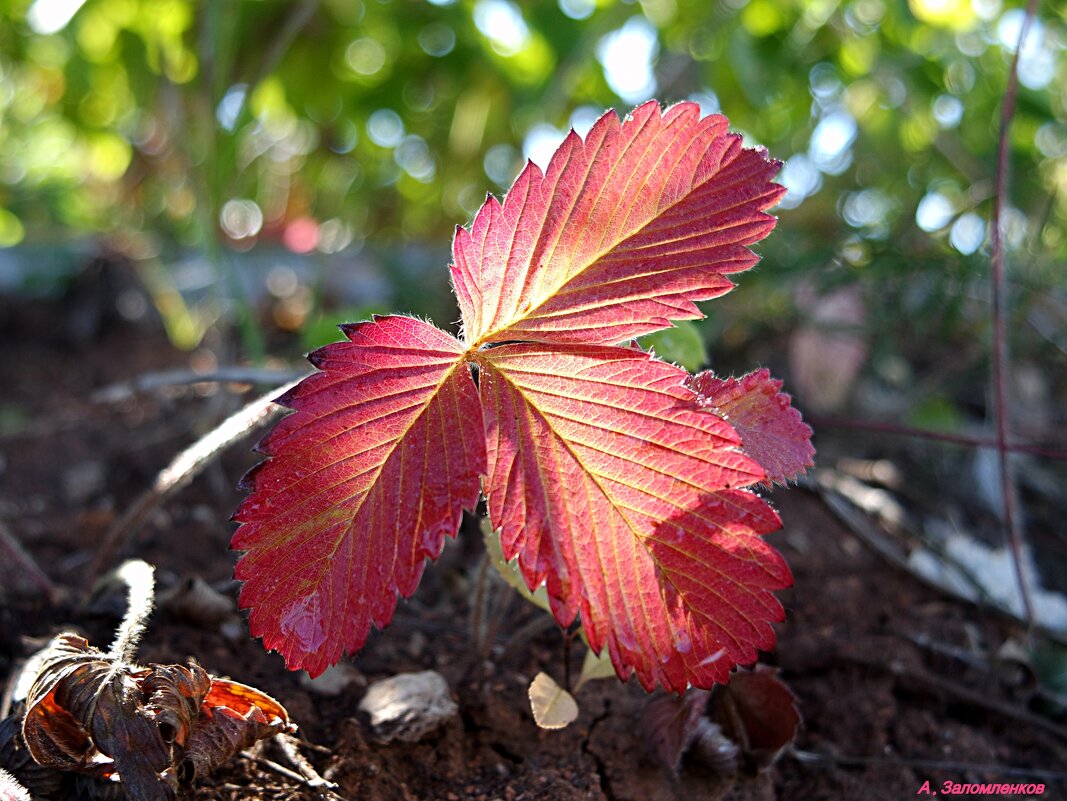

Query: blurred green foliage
[0,0,1064,379]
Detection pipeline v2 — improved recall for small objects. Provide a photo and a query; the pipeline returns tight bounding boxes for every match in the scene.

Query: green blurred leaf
[640,321,708,372]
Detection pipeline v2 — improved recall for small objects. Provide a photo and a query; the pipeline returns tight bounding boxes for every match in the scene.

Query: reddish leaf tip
[452,99,789,347]
[688,369,815,485]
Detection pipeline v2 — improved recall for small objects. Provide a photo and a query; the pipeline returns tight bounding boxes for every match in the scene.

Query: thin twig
[888,659,1067,744]
[0,520,60,604]
[810,481,1067,647]
[899,628,1067,711]
[86,379,299,591]
[273,734,338,791]
[240,751,346,800]
[806,416,1067,461]
[90,367,310,404]
[823,646,1067,745]
[990,0,1041,625]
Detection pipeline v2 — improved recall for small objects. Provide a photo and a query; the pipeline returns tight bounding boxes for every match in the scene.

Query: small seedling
[233,101,814,694]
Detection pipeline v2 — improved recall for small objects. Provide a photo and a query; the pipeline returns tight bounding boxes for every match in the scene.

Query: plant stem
[0,520,59,605]
[990,0,1040,625]
[108,560,156,662]
[86,379,298,590]
[469,553,491,655]
[563,630,573,692]
[807,416,1067,460]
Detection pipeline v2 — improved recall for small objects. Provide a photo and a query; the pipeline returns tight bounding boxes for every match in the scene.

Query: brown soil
[1,284,1064,800]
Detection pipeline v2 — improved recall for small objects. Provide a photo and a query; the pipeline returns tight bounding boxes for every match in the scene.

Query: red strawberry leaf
[451,100,784,347]
[688,369,814,485]
[235,102,804,692]
[232,315,485,676]
[477,344,790,691]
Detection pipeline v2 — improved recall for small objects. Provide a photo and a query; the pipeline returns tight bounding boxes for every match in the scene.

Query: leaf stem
[469,552,491,655]
[86,379,298,590]
[0,520,59,605]
[108,560,156,662]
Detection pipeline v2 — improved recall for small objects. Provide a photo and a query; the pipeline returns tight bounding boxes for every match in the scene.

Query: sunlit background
[0,0,1064,416]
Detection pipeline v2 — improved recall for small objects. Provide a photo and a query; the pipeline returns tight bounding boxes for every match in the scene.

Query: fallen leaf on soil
[8,632,293,800]
[528,672,579,730]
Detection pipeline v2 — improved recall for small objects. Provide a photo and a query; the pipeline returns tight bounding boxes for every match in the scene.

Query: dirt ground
[1,277,1064,800]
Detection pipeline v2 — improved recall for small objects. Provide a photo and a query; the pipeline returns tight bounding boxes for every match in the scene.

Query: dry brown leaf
[10,632,293,800]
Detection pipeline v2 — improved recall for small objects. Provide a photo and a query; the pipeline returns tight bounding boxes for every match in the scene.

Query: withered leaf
[143,665,211,753]
[13,632,293,801]
[22,634,184,799]
[641,689,710,773]
[708,665,801,771]
[1,712,64,801]
[180,678,291,784]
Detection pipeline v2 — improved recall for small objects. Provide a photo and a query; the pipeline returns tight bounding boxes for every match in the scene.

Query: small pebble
[358,670,457,743]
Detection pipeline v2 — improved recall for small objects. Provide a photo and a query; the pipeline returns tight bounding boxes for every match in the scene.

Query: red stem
[991,0,1040,625]
[808,416,1067,461]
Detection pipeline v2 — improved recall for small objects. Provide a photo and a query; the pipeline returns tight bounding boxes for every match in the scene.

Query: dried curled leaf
[181,679,289,784]
[12,633,293,801]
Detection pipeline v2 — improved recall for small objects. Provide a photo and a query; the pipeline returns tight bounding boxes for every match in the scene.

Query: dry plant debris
[0,561,293,800]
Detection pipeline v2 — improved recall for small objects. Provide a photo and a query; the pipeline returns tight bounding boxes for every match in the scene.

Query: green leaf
[481,517,551,614]
[640,321,708,371]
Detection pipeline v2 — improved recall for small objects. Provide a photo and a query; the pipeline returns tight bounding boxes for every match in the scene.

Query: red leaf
[232,316,486,676]
[477,344,790,691]
[236,103,801,689]
[641,689,710,772]
[709,665,800,770]
[451,101,784,347]
[688,369,814,485]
